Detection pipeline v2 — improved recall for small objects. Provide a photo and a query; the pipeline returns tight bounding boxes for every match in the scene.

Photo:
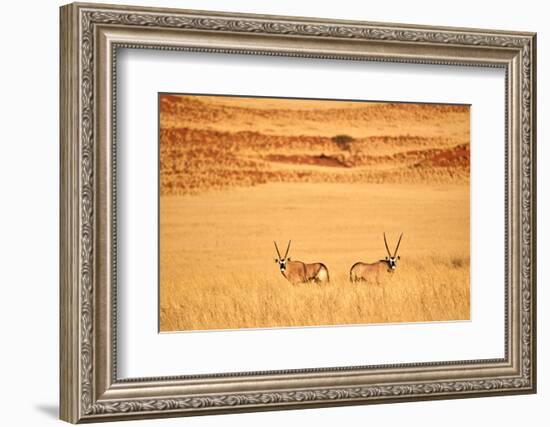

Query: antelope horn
[383,233,392,258]
[284,240,292,259]
[274,241,282,259]
[393,233,403,257]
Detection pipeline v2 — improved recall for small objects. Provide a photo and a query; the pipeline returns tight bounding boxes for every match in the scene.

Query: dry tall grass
[160,183,470,331]
[160,256,469,331]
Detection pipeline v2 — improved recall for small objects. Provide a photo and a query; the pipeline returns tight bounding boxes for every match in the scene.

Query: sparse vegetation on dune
[160,126,469,195]
[160,95,470,139]
[159,95,470,196]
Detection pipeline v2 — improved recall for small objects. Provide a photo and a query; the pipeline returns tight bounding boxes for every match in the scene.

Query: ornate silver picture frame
[60,2,536,423]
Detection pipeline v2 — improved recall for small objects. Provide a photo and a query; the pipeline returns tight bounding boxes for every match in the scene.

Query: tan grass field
[159,95,470,332]
[160,183,470,331]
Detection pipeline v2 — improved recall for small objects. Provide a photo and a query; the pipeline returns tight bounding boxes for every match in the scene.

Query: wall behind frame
[0,0,545,426]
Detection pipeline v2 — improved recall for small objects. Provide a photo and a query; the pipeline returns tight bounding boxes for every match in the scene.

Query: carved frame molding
[60,2,536,423]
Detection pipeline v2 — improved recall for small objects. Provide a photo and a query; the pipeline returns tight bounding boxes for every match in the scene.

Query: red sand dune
[159,95,470,195]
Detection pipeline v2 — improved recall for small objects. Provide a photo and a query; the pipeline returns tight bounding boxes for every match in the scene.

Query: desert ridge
[159,95,470,195]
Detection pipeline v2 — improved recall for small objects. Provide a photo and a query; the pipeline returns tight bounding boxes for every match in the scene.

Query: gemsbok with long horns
[350,233,404,283]
[274,240,330,285]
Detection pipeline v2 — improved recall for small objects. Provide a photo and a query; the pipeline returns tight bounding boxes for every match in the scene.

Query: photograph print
[159,94,471,332]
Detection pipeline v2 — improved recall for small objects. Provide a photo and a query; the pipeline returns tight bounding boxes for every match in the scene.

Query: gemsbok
[274,240,330,285]
[349,233,404,283]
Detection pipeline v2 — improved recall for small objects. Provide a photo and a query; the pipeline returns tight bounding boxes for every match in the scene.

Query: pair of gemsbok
[274,233,403,285]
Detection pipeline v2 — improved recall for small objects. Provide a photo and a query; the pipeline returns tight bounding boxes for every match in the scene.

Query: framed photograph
[60,2,537,423]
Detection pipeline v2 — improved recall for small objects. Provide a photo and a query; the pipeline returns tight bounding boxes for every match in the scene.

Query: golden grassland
[159,95,470,332]
[160,183,470,331]
[160,260,469,331]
